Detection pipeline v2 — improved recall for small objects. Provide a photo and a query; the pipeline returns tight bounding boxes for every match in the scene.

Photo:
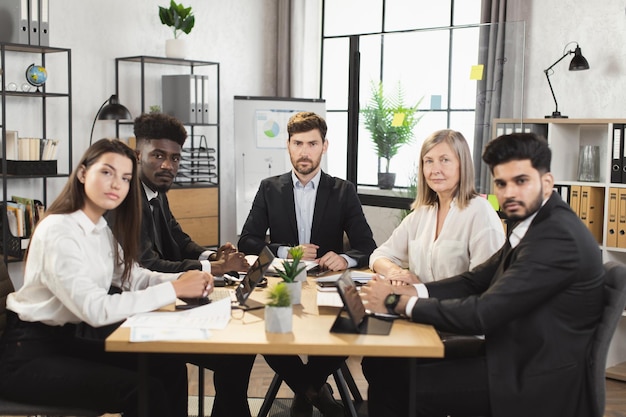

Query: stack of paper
[122,297,232,342]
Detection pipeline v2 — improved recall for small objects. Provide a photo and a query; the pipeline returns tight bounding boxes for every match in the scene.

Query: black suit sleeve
[339,181,377,268]
[238,178,288,256]
[138,195,206,273]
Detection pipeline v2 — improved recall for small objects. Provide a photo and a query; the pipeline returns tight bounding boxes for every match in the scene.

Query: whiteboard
[234,96,326,234]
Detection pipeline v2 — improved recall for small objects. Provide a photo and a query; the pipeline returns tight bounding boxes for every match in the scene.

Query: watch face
[385,293,398,306]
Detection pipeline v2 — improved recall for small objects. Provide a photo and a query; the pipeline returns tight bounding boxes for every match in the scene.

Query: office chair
[257,360,363,417]
[589,261,626,417]
[0,261,102,417]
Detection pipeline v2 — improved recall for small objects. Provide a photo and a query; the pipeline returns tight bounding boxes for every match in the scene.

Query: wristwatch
[384,293,400,315]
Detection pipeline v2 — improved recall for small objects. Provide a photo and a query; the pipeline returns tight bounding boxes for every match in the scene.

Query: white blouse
[7,210,180,327]
[369,196,505,282]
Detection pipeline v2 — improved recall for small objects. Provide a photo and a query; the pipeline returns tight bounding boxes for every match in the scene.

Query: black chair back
[589,261,626,417]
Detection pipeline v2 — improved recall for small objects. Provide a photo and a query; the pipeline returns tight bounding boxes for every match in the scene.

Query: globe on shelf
[25,64,47,92]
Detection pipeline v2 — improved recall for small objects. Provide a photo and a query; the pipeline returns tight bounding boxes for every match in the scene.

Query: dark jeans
[0,311,187,417]
[362,356,491,417]
[264,354,347,394]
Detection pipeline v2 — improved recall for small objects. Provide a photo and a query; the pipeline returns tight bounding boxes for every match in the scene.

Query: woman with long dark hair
[0,139,212,416]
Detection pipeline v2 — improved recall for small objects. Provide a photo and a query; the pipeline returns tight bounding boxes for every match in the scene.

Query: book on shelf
[5,202,25,237]
[2,130,19,160]
[13,137,58,161]
[11,196,45,237]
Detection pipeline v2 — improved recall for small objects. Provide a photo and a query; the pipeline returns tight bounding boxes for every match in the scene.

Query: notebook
[330,270,394,335]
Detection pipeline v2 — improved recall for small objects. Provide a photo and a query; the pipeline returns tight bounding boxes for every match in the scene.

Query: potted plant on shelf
[361,81,422,190]
[159,0,195,59]
[275,246,307,304]
[265,282,292,333]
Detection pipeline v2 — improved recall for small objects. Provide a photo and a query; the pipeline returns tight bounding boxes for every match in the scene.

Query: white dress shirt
[370,196,505,282]
[277,170,357,268]
[7,210,180,327]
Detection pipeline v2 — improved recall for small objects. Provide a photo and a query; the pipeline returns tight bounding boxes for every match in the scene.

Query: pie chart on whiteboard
[263,120,281,138]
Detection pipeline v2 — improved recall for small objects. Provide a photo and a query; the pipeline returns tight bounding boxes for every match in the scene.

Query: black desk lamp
[89,94,132,145]
[544,42,590,119]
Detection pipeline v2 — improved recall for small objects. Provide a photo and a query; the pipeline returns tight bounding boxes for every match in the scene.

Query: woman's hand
[172,270,214,298]
[385,268,421,285]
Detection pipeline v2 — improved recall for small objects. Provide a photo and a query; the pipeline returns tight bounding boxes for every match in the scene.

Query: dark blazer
[238,171,376,268]
[139,186,206,273]
[412,192,604,417]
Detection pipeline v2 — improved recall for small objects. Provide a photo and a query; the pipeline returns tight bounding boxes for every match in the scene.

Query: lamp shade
[98,95,132,120]
[89,94,132,145]
[569,46,590,71]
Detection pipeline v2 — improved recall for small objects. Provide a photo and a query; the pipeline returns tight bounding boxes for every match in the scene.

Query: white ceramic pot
[284,280,302,305]
[265,305,293,333]
[165,38,188,59]
[294,268,307,282]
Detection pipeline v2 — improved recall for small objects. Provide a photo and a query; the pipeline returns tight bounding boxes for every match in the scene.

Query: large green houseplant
[159,1,195,58]
[361,81,422,189]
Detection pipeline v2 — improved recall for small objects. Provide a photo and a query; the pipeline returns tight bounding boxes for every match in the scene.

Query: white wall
[508,0,626,119]
[49,0,278,244]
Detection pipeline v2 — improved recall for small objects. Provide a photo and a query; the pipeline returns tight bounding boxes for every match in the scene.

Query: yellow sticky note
[391,112,405,127]
[487,194,499,211]
[470,64,484,80]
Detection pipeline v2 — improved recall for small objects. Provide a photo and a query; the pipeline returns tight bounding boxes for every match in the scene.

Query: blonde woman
[369,129,505,289]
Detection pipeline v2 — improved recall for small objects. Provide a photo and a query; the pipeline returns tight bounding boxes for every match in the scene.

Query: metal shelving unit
[114,55,220,246]
[0,42,72,263]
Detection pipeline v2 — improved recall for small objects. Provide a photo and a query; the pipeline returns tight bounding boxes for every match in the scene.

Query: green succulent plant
[276,246,306,283]
[159,0,195,39]
[266,282,291,307]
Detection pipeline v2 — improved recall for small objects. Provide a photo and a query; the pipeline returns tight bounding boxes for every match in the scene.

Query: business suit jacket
[139,187,206,272]
[412,192,604,417]
[238,171,376,268]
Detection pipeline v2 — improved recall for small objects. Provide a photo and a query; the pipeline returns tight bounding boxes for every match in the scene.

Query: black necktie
[150,197,163,252]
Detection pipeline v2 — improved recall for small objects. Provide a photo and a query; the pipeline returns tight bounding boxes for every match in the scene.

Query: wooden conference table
[106,275,444,417]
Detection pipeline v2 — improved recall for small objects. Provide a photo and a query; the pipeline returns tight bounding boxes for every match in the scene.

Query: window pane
[380,30,450,110]
[322,38,350,110]
[449,111,477,155]
[324,0,382,37]
[325,111,348,179]
[385,0,452,31]
[453,0,482,25]
[450,26,480,109]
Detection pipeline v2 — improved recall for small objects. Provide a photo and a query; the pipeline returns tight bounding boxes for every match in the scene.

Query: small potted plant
[159,0,195,59]
[276,246,307,304]
[265,282,292,333]
[361,81,422,189]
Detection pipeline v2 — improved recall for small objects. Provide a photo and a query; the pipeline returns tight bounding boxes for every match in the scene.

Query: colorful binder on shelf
[607,188,619,248]
[618,188,626,249]
[578,186,604,244]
